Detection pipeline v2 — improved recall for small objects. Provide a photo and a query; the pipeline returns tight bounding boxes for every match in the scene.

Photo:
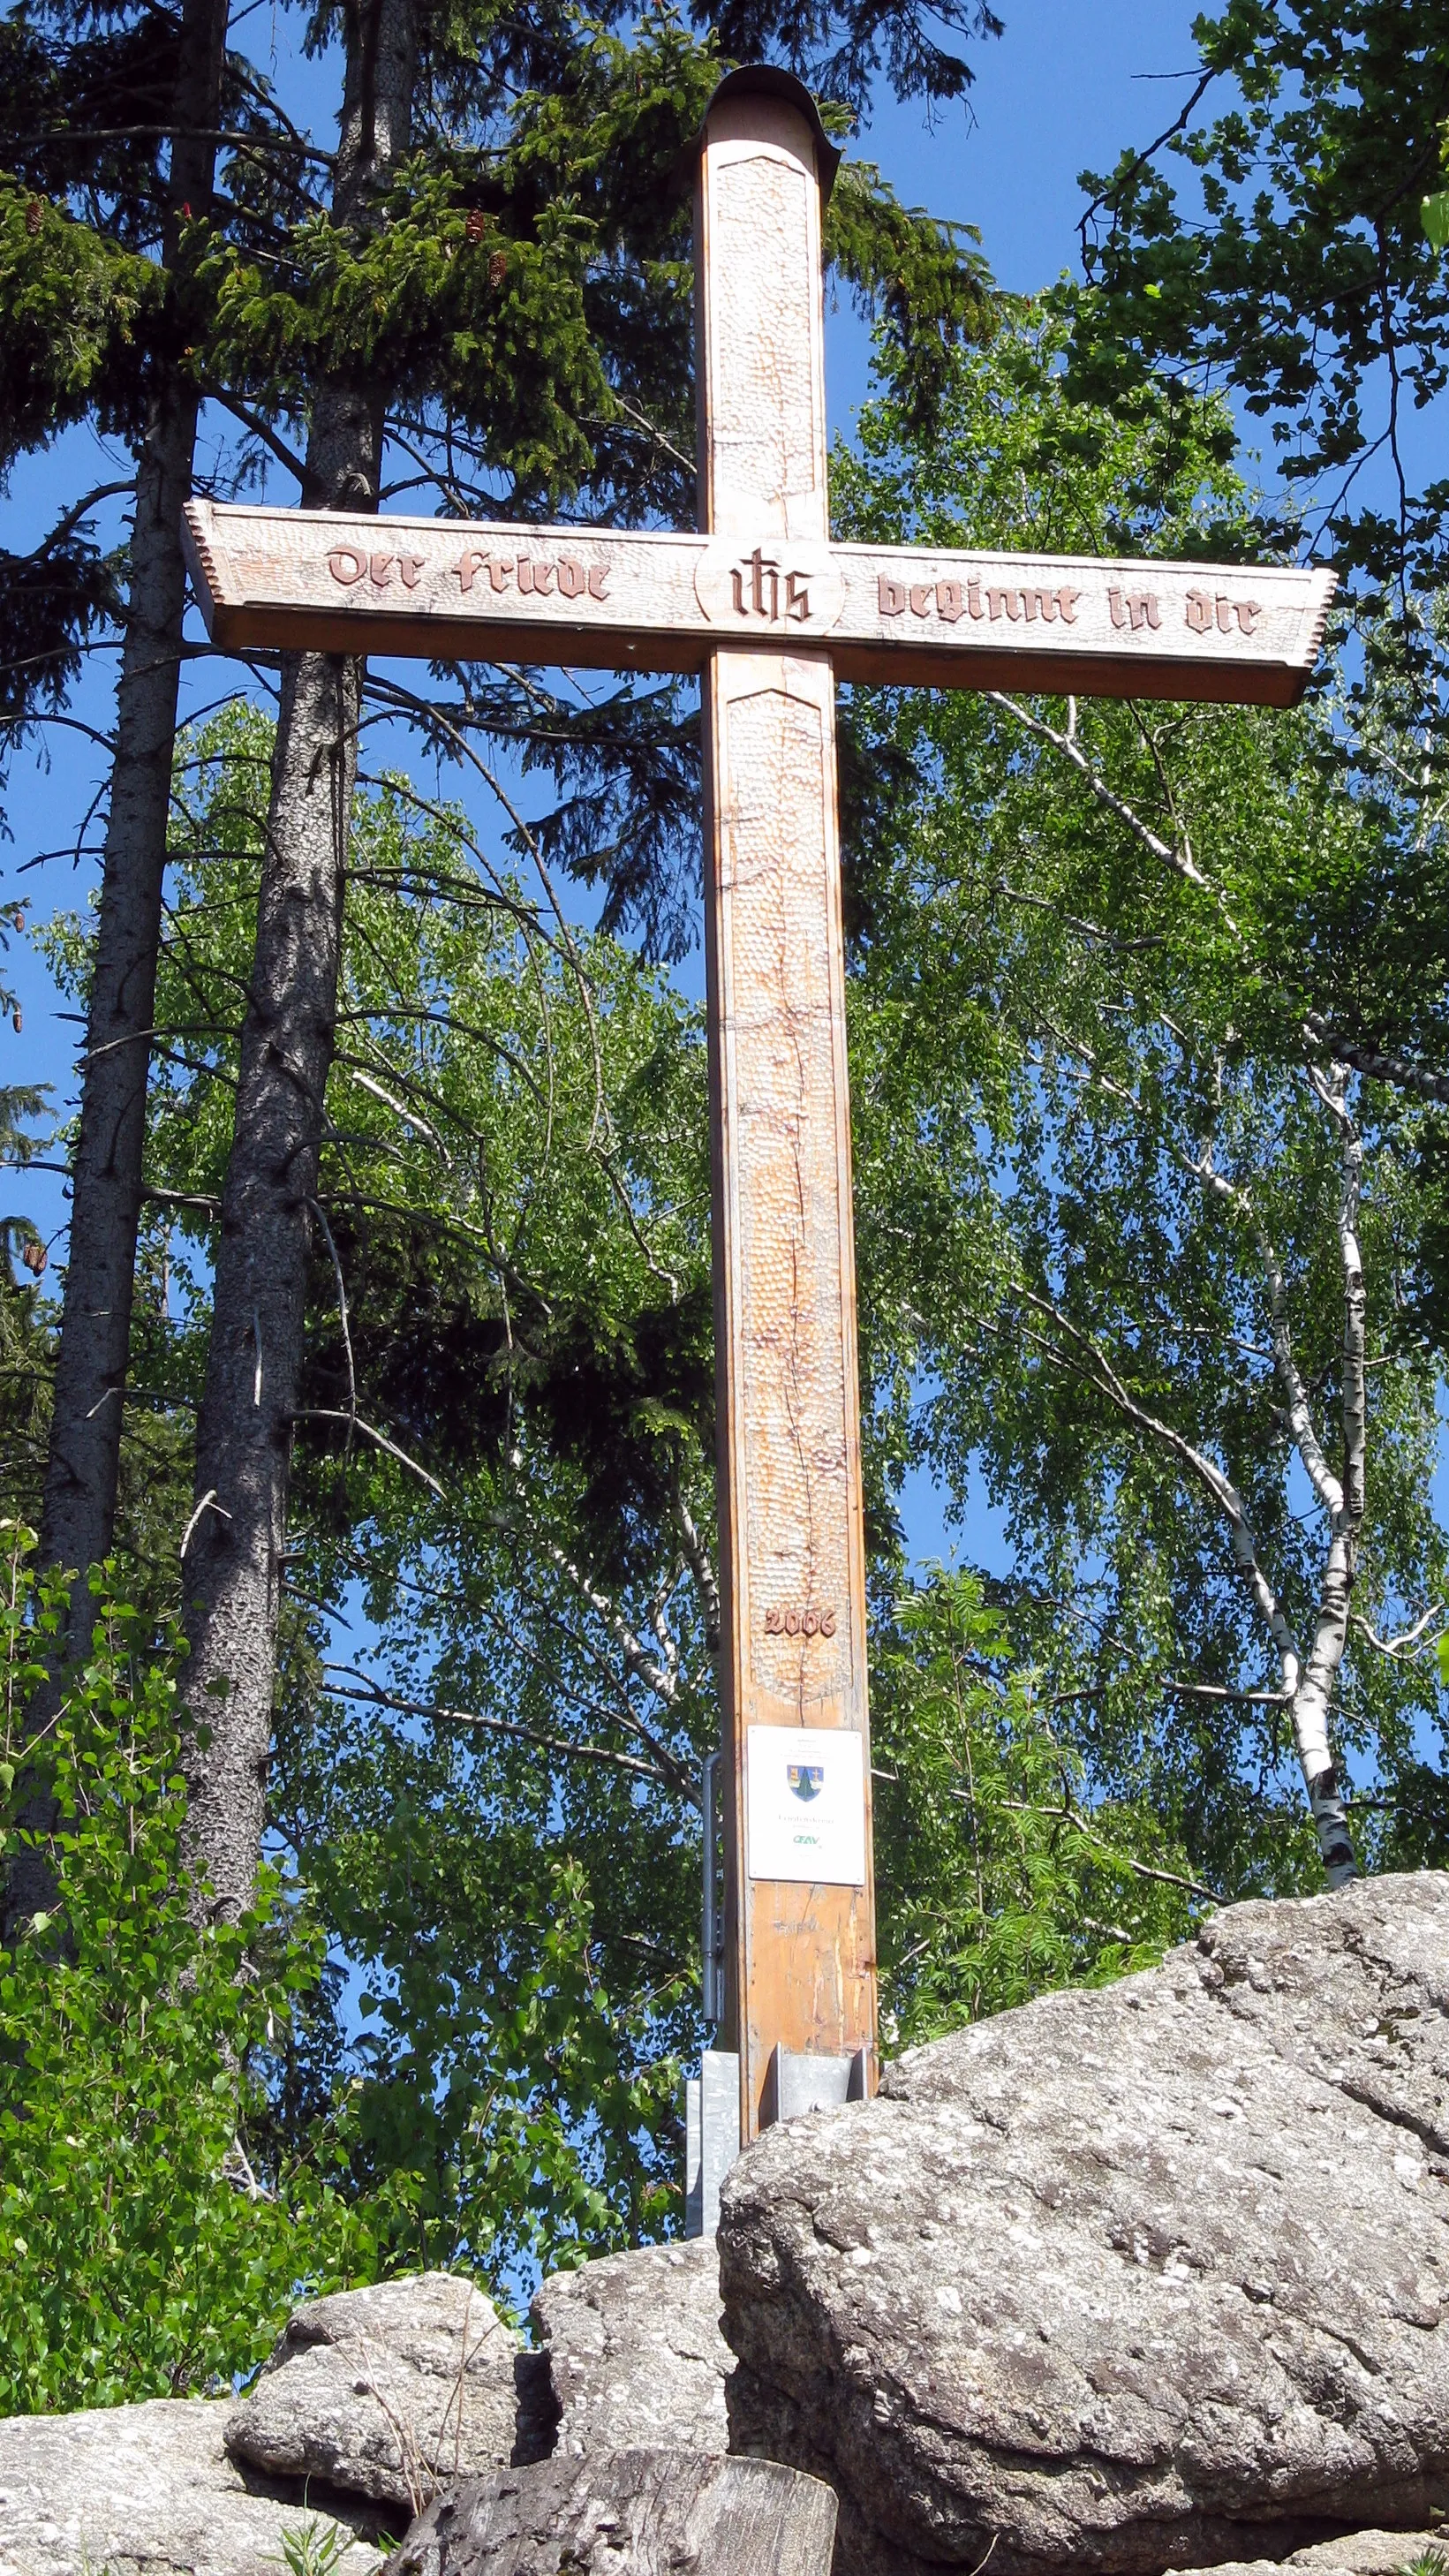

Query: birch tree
[1060,0,1449,1127]
[837,309,1449,1895]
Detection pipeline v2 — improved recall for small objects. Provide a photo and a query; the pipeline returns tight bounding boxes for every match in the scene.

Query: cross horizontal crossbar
[184,501,1337,709]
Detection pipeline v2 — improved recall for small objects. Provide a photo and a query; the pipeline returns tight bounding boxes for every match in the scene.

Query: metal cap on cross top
[179,64,1336,2216]
[675,66,844,204]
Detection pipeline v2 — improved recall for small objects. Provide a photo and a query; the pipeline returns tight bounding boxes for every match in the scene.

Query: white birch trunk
[1284,1070,1365,1885]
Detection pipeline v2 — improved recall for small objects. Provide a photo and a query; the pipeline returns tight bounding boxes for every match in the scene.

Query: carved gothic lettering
[556,556,585,599]
[936,579,963,623]
[369,554,396,588]
[328,547,366,586]
[1055,586,1081,623]
[586,565,608,600]
[986,587,1023,621]
[487,557,511,593]
[454,548,487,593]
[909,583,932,617]
[879,576,906,616]
[733,548,780,619]
[517,557,556,596]
[785,570,811,621]
[1110,586,1160,631]
[1183,588,1265,638]
[968,578,984,620]
[397,553,426,589]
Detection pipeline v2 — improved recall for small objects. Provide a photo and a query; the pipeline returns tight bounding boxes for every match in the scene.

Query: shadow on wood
[382,2447,838,2576]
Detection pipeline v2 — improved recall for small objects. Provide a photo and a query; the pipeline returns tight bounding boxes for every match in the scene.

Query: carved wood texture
[184,502,1337,709]
[697,94,877,2138]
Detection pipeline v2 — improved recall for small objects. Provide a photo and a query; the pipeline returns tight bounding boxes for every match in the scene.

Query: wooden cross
[183,67,1335,2157]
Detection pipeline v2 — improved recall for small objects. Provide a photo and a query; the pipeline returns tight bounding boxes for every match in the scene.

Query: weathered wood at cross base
[183,69,1336,2177]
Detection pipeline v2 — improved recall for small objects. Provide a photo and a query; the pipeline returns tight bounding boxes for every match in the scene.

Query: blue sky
[3,0,1204,1580]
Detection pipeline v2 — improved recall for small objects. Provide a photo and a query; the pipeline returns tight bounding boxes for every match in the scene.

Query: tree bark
[387,2450,839,2576]
[1285,1066,1364,1889]
[180,0,418,1921]
[5,0,233,1948]
[39,0,230,1615]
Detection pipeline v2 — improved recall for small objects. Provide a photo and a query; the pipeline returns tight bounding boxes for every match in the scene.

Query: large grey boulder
[384,2448,837,2576]
[228,2273,529,2514]
[531,2241,731,2457]
[0,2397,388,2576]
[1181,2535,1449,2576]
[722,1871,1449,2576]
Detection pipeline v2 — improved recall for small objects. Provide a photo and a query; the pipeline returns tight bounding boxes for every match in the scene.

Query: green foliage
[1062,1,1449,601]
[46,706,715,2259]
[0,505,124,766]
[271,2523,370,2576]
[1427,117,1449,252]
[825,155,995,434]
[839,306,1449,1893]
[0,1082,52,1530]
[0,1530,381,2412]
[0,182,161,457]
[199,171,609,497]
[0,0,1001,888]
[872,1571,1197,2045]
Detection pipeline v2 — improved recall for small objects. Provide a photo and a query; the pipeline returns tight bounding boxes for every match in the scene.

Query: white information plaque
[745,1726,866,1886]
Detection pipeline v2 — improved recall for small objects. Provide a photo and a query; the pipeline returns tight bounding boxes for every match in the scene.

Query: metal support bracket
[763,2043,869,2127]
[685,2046,742,2236]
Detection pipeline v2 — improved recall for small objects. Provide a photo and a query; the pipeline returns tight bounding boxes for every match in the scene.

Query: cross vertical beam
[695,79,877,2141]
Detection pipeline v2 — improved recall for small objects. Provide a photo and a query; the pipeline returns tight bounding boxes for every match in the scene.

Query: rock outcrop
[383,2448,837,2576]
[0,2397,389,2576]
[721,1872,1449,2576]
[1181,2535,1449,2576]
[227,2272,529,2513]
[531,2241,731,2457]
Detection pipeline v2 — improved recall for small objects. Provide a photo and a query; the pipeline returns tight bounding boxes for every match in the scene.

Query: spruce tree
[3,0,998,1912]
[180,0,421,1918]
[169,5,996,1909]
[35,0,230,1633]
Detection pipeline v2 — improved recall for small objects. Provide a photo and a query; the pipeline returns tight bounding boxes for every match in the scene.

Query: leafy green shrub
[872,1570,1204,2045]
[0,1529,380,2412]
